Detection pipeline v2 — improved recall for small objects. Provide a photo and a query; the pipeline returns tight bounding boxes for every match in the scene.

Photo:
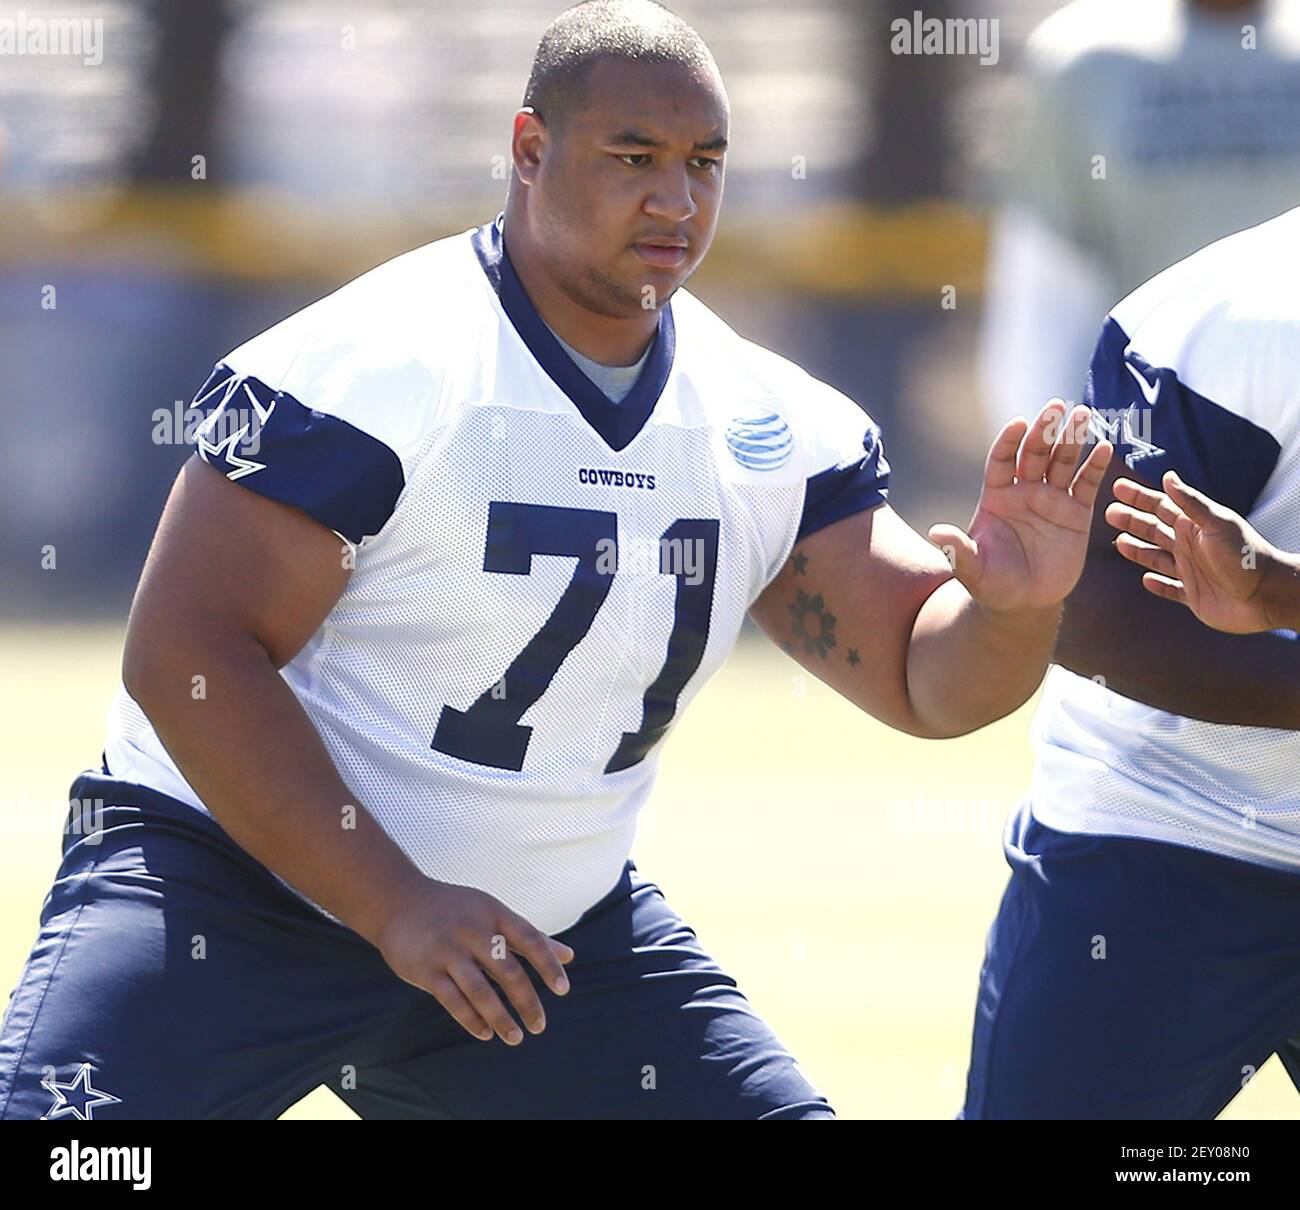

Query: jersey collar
[472,213,675,453]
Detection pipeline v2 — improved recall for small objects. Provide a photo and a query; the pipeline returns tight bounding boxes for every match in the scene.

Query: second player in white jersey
[106,215,889,934]
[1029,205,1300,867]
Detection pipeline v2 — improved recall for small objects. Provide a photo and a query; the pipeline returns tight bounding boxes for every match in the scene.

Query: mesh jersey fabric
[104,215,890,932]
[1032,205,1300,870]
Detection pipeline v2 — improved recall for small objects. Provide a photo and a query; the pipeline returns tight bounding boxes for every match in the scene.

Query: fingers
[1113,531,1176,577]
[448,959,527,1046]
[1162,469,1223,528]
[478,948,548,1036]
[467,915,575,1044]
[1044,404,1091,490]
[381,885,578,1047]
[1141,571,1190,606]
[1015,400,1067,484]
[1112,477,1185,531]
[1105,500,1177,552]
[1115,470,1238,543]
[466,915,576,1044]
[501,914,573,996]
[1069,439,1113,509]
[426,973,495,1042]
[985,416,1029,490]
[928,523,980,587]
[1112,476,1164,513]
[471,915,573,1039]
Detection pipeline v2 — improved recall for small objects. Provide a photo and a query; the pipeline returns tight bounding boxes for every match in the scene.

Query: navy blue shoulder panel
[472,215,675,452]
[797,425,891,542]
[1087,316,1281,516]
[193,364,406,544]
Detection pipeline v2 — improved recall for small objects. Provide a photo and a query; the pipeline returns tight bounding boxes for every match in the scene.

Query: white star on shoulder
[1087,404,1167,472]
[194,370,275,480]
[193,368,277,426]
[197,420,267,480]
[1119,404,1167,468]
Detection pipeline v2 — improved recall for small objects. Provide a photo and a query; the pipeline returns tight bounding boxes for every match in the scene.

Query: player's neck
[501,216,658,368]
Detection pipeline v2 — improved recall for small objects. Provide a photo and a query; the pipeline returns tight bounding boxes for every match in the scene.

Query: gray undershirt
[548,326,652,403]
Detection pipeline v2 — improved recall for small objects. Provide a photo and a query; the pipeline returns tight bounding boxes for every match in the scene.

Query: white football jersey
[104,215,889,933]
[1030,205,1300,868]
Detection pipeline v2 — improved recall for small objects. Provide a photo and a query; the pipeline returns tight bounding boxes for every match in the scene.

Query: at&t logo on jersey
[726,410,792,470]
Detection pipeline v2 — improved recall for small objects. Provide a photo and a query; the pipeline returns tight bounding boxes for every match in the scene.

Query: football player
[962,204,1300,1120]
[0,0,1108,1120]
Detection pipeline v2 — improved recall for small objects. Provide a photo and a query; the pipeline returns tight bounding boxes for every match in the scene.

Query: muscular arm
[123,457,571,1044]
[751,402,1106,738]
[1054,457,1300,728]
[123,457,423,942]
[749,505,1060,739]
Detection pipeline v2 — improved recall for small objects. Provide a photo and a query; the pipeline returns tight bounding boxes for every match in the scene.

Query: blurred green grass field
[3,622,1296,1120]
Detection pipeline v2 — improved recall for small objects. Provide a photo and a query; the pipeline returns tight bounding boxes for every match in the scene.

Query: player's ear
[512,108,546,185]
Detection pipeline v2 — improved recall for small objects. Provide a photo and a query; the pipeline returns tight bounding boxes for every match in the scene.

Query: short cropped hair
[522,1,717,125]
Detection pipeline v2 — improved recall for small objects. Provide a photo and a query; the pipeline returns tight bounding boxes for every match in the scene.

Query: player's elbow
[853,691,991,741]
[903,685,1035,740]
[122,621,266,721]
[905,714,995,742]
[121,627,191,717]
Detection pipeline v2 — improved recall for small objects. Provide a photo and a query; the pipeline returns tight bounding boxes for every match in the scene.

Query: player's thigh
[963,809,1300,1120]
[341,867,833,1120]
[0,796,391,1120]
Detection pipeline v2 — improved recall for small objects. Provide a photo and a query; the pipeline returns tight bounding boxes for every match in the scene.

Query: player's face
[532,59,728,318]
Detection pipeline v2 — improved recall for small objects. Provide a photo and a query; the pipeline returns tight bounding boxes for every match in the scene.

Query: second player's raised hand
[1106,469,1286,634]
[928,401,1112,613]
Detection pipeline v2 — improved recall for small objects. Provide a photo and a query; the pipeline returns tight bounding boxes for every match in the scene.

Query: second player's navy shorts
[962,798,1300,1119]
[0,771,830,1120]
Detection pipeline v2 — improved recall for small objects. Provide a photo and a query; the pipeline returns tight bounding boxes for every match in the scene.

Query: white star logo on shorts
[41,1063,122,1120]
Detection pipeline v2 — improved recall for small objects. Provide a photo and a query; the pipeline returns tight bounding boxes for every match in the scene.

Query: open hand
[1106,469,1288,634]
[929,400,1113,613]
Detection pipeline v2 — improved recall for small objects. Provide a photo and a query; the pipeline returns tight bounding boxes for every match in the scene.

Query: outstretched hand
[928,400,1113,613]
[1106,469,1288,634]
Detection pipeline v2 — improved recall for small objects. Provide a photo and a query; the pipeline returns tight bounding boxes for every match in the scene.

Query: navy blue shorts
[0,772,830,1120]
[962,800,1300,1119]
